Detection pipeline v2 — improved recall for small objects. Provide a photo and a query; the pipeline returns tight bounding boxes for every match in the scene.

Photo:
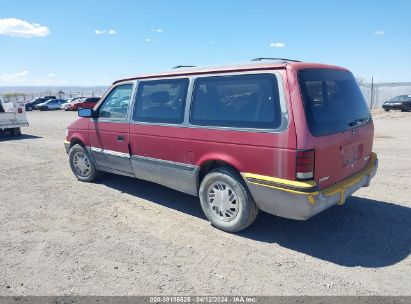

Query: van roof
[113,61,348,84]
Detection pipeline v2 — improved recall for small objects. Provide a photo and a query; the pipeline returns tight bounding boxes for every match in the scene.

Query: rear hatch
[298,69,374,189]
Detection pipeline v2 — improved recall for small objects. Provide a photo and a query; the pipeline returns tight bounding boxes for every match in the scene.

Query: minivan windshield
[298,69,371,136]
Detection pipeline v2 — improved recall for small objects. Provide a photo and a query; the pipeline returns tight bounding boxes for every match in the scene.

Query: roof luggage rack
[251,57,301,63]
[172,65,196,69]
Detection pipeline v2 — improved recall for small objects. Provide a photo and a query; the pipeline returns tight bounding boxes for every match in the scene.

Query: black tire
[68,144,100,182]
[27,106,33,111]
[199,167,259,232]
[384,108,389,112]
[12,127,21,137]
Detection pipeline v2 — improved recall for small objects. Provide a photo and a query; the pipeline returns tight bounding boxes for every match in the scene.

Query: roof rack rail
[172,65,196,69]
[251,57,301,62]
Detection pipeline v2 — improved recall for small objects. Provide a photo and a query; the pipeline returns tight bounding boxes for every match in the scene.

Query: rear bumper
[243,152,378,220]
[0,123,29,129]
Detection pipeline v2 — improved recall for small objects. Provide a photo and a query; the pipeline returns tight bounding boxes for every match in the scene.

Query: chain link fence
[2,83,411,109]
[359,82,411,109]
[0,87,108,103]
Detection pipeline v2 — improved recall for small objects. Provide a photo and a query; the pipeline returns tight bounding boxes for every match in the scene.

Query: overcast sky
[1,0,410,86]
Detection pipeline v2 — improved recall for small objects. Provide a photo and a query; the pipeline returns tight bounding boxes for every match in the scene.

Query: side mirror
[78,108,95,118]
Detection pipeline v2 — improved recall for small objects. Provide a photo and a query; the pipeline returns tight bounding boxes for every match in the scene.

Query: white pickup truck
[0,98,29,136]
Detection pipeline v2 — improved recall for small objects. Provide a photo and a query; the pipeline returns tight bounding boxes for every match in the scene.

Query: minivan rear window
[298,69,371,136]
[190,74,283,129]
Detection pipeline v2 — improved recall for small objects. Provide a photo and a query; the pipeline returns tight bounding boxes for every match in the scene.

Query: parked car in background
[382,95,411,112]
[67,97,100,111]
[25,96,56,111]
[64,59,378,232]
[43,96,57,100]
[37,99,67,111]
[25,98,47,111]
[61,97,83,110]
[0,98,28,136]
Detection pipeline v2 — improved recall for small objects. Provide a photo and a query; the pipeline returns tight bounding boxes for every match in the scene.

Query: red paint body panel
[286,64,374,189]
[127,68,297,180]
[66,117,90,145]
[129,124,297,180]
[88,121,130,153]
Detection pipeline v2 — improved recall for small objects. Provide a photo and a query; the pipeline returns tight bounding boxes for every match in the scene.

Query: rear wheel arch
[198,159,243,186]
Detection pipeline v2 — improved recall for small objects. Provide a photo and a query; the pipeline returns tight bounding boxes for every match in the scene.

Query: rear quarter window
[190,74,285,130]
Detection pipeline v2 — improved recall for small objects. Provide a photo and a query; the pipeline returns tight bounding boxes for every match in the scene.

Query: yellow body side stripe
[242,173,317,188]
[242,152,378,200]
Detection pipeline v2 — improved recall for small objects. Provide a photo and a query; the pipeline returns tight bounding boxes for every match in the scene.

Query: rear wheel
[199,167,259,232]
[384,108,390,112]
[69,144,100,182]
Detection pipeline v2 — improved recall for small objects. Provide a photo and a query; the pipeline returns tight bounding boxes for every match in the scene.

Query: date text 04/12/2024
[149,296,257,303]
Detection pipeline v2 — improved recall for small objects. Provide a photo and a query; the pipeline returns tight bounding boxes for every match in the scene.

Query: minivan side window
[98,84,133,121]
[133,79,189,124]
[190,74,282,129]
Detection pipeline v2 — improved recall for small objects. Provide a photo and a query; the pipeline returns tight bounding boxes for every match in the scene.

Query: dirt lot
[0,110,410,296]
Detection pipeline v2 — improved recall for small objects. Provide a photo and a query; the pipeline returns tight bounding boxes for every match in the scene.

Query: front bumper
[243,152,378,220]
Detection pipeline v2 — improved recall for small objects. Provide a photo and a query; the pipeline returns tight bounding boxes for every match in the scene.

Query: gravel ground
[0,110,410,296]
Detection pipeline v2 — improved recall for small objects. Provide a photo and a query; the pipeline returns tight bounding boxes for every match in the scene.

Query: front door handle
[117,135,125,142]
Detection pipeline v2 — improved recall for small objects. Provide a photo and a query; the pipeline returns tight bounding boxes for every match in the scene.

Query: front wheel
[69,144,100,182]
[199,167,259,232]
[27,106,33,111]
[384,108,390,112]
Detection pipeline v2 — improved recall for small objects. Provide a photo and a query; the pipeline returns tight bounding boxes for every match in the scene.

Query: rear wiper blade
[348,117,370,127]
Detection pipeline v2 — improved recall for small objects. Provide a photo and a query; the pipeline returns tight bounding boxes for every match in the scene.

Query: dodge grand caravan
[64,59,378,232]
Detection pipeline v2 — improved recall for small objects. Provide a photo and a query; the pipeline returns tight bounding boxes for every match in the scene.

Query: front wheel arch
[69,137,86,150]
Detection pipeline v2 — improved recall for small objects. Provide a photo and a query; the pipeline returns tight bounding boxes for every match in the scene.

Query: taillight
[296,149,315,180]
[18,108,23,114]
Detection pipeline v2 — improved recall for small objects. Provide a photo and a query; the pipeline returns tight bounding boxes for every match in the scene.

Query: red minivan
[64,59,378,232]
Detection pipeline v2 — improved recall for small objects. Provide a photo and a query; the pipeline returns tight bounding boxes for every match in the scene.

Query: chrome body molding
[88,146,134,175]
[85,147,200,196]
[131,155,199,196]
[131,155,197,172]
[90,147,131,159]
